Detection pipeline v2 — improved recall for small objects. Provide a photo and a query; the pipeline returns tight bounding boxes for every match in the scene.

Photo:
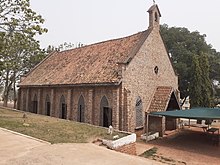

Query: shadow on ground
[149,127,220,159]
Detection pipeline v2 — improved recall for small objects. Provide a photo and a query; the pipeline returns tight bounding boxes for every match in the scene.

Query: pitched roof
[147,4,161,17]
[19,29,151,87]
[148,86,173,112]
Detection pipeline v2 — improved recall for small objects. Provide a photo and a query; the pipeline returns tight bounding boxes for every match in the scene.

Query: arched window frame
[135,96,143,128]
[155,12,158,22]
[59,95,67,119]
[100,96,111,127]
[45,94,51,116]
[78,95,85,122]
[32,94,38,114]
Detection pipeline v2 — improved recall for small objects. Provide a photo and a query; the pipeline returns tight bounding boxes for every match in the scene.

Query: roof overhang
[18,81,122,88]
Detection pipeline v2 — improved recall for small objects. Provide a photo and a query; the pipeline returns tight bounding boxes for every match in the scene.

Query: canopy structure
[150,108,220,120]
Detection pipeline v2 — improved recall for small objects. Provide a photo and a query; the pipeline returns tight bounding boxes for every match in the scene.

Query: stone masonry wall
[123,27,178,132]
[18,86,120,129]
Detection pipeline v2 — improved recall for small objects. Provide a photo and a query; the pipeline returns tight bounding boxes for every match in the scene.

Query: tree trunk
[3,71,9,107]
[13,76,17,109]
[3,96,8,107]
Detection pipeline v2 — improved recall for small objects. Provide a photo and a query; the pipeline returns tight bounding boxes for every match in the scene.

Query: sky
[30,0,220,52]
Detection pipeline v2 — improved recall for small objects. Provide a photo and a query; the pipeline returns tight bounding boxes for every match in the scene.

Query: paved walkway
[0,128,161,165]
[0,128,47,165]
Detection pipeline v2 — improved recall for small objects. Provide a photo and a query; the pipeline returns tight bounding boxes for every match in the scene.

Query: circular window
[154,66,159,74]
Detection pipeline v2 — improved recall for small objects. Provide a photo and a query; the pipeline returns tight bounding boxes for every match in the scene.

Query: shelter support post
[146,114,149,142]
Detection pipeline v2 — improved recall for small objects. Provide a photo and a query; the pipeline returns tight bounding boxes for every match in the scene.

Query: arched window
[135,96,143,128]
[100,96,111,127]
[32,94,38,114]
[59,95,67,119]
[45,95,51,116]
[155,12,158,22]
[78,95,85,122]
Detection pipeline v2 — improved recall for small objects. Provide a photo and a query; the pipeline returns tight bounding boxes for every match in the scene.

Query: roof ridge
[19,29,147,86]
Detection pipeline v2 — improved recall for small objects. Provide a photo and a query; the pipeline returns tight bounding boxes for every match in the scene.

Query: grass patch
[140,147,158,158]
[140,147,186,165]
[0,108,127,143]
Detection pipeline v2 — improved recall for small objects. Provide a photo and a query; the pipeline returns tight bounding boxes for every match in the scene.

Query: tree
[0,0,47,36]
[0,32,46,107]
[189,54,213,107]
[160,24,220,104]
[189,55,203,107]
[199,53,213,107]
[45,42,85,54]
[0,0,47,107]
[209,50,220,81]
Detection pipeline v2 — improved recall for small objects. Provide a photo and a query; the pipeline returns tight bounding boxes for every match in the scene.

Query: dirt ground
[1,103,220,164]
[1,127,219,165]
[136,124,220,165]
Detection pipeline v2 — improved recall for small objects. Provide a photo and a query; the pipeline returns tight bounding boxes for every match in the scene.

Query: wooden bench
[206,128,219,146]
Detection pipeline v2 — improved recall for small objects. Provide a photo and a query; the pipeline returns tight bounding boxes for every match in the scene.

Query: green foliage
[45,45,58,54]
[161,24,220,107]
[45,42,82,54]
[199,53,213,107]
[215,88,220,104]
[0,0,47,106]
[0,32,45,71]
[0,108,127,143]
[209,51,220,81]
[0,31,46,105]
[189,54,213,107]
[140,147,158,158]
[0,0,47,36]
[189,55,202,107]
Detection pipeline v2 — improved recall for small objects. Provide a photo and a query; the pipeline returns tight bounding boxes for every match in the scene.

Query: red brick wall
[115,142,136,155]
[135,128,144,137]
[18,86,121,130]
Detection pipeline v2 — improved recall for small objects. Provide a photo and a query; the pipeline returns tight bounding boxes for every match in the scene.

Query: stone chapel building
[18,4,180,136]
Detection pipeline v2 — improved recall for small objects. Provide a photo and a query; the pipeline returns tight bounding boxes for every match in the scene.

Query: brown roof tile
[19,30,151,87]
[148,86,173,112]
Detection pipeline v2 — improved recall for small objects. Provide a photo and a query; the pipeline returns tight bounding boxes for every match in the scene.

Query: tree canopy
[0,0,47,36]
[0,0,47,107]
[160,24,220,107]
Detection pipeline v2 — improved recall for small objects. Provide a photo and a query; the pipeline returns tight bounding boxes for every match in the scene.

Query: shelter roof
[150,108,220,120]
